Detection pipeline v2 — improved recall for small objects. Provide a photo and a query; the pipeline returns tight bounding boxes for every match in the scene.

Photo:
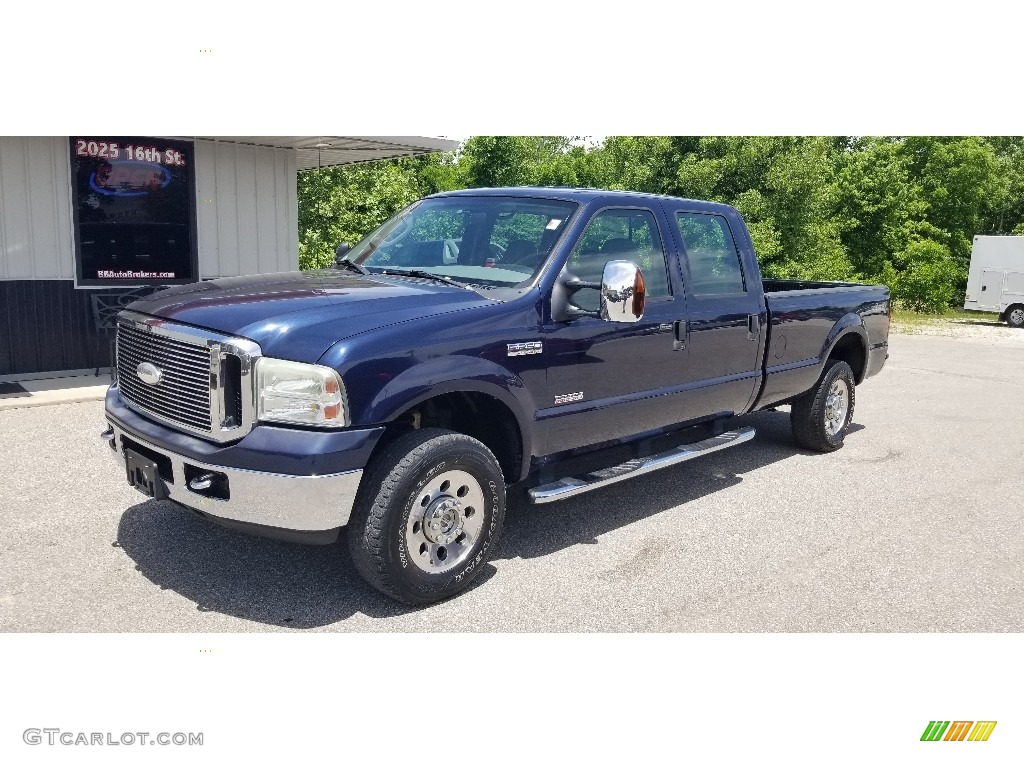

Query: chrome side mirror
[600,260,646,322]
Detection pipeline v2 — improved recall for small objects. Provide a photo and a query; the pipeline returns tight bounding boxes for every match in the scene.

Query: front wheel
[791,359,856,452]
[347,428,506,605]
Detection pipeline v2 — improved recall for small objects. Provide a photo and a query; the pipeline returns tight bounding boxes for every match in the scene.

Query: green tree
[901,136,1003,269]
[298,157,431,270]
[835,137,928,279]
[982,137,1024,235]
[880,238,961,312]
[459,136,537,188]
[656,136,854,280]
[594,136,677,193]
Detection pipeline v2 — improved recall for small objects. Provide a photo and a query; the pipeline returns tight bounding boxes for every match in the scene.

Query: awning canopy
[192,136,460,170]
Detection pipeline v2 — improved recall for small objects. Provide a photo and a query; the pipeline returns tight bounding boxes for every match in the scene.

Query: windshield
[348,196,578,290]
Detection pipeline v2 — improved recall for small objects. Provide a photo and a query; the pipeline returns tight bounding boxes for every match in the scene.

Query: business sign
[70,137,198,287]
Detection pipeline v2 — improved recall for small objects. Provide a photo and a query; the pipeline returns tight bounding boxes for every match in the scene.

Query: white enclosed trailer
[963,235,1024,327]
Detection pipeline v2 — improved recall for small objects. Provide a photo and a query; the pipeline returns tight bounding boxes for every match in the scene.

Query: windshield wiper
[335,258,369,275]
[379,269,468,289]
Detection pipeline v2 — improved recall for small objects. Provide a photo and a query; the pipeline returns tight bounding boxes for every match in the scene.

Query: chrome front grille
[114,311,262,443]
[116,322,212,431]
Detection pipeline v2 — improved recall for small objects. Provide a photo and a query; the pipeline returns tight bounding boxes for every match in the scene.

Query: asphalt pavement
[2,332,1023,632]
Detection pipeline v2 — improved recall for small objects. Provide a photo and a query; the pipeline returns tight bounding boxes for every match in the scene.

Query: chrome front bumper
[103,422,363,536]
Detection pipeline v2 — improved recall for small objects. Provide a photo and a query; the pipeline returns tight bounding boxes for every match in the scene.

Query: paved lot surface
[2,332,1023,632]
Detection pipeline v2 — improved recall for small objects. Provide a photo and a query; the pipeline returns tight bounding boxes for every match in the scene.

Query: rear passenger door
[669,209,764,417]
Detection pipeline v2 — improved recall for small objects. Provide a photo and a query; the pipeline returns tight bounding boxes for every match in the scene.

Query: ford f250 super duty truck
[102,187,890,604]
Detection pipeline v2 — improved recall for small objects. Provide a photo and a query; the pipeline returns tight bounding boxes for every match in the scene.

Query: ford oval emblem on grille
[136,362,163,386]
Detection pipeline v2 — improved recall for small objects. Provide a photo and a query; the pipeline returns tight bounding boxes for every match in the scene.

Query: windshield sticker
[546,219,563,230]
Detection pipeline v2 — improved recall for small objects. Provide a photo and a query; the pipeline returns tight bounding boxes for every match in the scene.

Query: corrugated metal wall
[193,139,298,277]
[0,136,299,282]
[0,137,76,280]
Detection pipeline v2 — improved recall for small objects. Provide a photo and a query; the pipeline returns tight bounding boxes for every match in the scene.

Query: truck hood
[126,270,495,363]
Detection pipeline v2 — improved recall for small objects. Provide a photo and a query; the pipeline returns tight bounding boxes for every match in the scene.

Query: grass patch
[891,305,1002,334]
[892,307,1000,325]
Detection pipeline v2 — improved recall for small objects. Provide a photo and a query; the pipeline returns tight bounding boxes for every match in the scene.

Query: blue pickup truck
[102,187,890,604]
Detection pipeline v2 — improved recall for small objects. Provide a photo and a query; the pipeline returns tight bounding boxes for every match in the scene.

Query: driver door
[541,206,688,454]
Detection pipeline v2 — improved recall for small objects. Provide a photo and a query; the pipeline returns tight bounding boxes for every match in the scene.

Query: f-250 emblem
[507,341,543,357]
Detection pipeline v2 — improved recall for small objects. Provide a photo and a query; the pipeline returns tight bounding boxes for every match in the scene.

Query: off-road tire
[347,428,506,605]
[791,359,856,452]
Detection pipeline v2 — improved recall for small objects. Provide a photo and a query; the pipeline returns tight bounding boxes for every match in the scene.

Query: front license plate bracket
[124,447,168,500]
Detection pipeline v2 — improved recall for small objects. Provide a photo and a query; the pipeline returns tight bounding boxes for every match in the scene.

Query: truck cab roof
[428,186,739,214]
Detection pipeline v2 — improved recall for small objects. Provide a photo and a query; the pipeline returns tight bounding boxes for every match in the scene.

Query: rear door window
[675,212,746,295]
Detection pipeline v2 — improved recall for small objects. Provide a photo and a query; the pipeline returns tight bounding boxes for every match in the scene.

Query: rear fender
[820,314,868,382]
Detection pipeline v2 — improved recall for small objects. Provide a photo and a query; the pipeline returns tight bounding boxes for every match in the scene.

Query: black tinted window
[676,213,745,295]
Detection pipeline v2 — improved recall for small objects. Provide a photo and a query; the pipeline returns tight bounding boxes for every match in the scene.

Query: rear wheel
[791,359,856,452]
[1006,305,1024,328]
[347,428,506,605]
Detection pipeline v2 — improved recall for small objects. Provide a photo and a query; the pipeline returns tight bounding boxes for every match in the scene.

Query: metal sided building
[0,135,457,379]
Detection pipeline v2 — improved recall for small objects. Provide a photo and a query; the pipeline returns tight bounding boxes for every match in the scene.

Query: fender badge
[554,391,583,405]
[507,341,543,357]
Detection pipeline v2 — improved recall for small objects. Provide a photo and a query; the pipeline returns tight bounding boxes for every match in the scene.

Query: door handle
[673,320,687,351]
[747,314,759,341]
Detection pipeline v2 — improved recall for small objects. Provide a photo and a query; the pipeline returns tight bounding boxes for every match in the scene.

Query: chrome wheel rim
[1010,308,1024,325]
[823,379,849,437]
[405,469,485,574]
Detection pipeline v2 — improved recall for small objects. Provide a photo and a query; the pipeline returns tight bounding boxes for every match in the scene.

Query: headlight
[255,358,348,428]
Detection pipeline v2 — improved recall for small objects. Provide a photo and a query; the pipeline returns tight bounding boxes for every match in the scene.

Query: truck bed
[756,279,890,409]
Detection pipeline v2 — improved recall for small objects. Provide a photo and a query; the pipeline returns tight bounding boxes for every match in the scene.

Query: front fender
[359,355,537,469]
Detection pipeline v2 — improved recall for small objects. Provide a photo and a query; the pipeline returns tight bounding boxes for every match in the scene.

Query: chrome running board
[527,427,756,504]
